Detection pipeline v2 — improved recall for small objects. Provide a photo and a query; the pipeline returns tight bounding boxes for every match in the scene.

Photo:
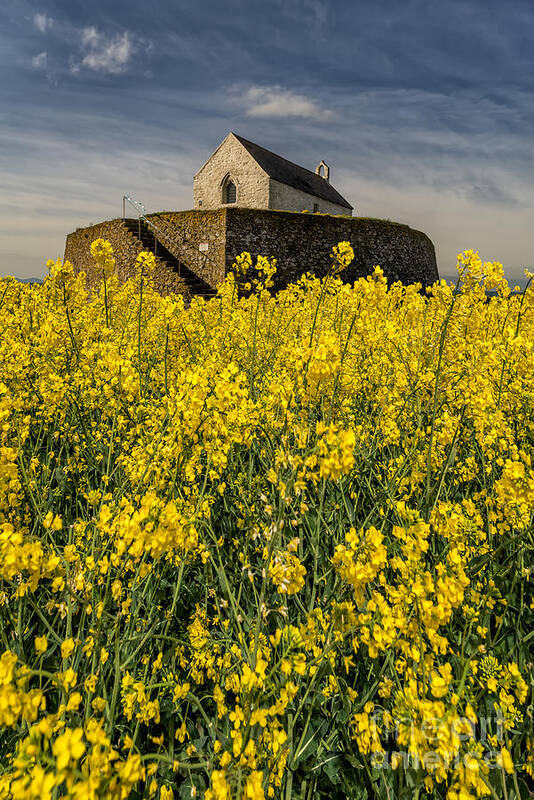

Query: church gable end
[194,133,353,215]
[193,133,269,210]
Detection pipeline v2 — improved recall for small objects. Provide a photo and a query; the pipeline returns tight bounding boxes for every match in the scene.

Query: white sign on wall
[199,242,209,252]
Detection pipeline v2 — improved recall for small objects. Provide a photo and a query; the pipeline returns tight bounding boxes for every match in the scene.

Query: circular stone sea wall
[224,208,439,289]
[65,208,439,298]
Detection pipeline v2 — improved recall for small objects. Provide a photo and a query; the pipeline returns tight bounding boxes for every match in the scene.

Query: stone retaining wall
[225,209,438,289]
[65,209,438,298]
[147,210,226,288]
[64,219,191,298]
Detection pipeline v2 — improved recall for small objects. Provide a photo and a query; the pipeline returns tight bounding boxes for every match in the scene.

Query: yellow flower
[232,251,252,278]
[91,238,116,277]
[498,746,514,774]
[34,635,48,655]
[244,770,265,799]
[430,664,452,698]
[330,241,354,273]
[92,696,106,712]
[84,673,98,693]
[1,239,534,798]
[136,250,156,276]
[43,511,62,530]
[28,765,55,800]
[268,551,306,595]
[207,769,231,800]
[47,257,75,285]
[116,753,144,785]
[61,638,75,659]
[52,727,86,771]
[66,691,82,711]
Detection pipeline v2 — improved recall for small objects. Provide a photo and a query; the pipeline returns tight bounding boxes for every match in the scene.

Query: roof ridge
[232,133,325,181]
[231,133,352,210]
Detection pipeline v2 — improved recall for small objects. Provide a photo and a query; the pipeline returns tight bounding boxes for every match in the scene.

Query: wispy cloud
[31,52,48,70]
[239,86,332,119]
[33,13,53,33]
[30,13,138,77]
[72,28,135,74]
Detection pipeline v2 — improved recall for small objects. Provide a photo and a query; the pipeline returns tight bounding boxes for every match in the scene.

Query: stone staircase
[122,218,215,299]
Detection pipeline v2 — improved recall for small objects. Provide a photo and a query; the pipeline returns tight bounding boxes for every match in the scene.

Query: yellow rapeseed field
[0,241,533,800]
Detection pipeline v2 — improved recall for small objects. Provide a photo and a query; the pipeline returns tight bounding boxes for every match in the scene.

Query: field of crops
[0,241,533,799]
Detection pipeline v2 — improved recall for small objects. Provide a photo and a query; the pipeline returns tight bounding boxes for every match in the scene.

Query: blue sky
[2,0,534,282]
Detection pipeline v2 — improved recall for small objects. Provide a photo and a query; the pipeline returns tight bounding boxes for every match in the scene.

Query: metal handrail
[122,195,220,285]
[123,195,161,251]
[123,195,146,218]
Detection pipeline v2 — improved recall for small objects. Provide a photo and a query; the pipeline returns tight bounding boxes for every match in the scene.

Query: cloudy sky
[2,0,534,282]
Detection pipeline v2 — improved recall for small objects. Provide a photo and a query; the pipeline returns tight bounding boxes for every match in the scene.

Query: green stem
[138,274,144,398]
[424,276,461,514]
[103,271,110,327]
[63,282,80,362]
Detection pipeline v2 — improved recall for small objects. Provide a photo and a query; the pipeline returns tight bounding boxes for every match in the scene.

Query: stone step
[122,217,213,297]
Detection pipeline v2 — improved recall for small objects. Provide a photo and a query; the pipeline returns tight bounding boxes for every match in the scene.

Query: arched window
[224,179,237,204]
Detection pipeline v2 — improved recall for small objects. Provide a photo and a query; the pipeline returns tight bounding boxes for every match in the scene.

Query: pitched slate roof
[232,133,353,210]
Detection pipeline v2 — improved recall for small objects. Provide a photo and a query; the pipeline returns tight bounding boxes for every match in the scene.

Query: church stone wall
[65,209,438,300]
[193,136,269,210]
[269,179,352,216]
[225,209,438,289]
[147,210,227,288]
[64,219,192,298]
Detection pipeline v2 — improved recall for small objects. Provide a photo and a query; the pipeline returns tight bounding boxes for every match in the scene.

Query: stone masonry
[64,219,192,299]
[224,209,438,289]
[65,208,438,297]
[268,181,352,217]
[194,135,269,211]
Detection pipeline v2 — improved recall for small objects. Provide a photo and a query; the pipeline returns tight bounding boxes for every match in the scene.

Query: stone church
[65,132,438,300]
[193,132,353,216]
